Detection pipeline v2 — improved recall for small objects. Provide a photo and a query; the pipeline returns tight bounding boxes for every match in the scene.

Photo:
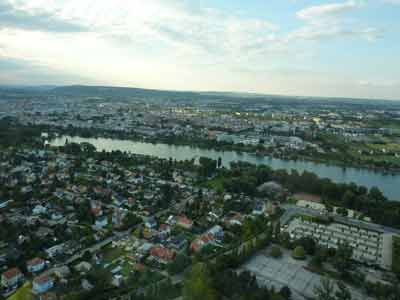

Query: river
[50,136,400,201]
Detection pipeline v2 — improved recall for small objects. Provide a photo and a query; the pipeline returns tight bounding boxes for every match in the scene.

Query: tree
[369,187,386,202]
[342,191,356,208]
[333,243,353,275]
[336,207,348,217]
[274,221,281,240]
[280,286,292,299]
[217,157,222,168]
[198,157,217,178]
[167,254,191,275]
[314,277,335,300]
[294,237,316,255]
[270,246,283,258]
[279,232,292,249]
[183,263,217,300]
[335,281,352,300]
[82,250,92,262]
[292,246,306,260]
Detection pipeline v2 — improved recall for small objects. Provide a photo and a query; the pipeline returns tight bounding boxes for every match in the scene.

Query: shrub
[292,246,306,260]
[270,246,283,258]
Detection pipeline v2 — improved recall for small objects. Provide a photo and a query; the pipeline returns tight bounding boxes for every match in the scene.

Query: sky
[0,0,399,100]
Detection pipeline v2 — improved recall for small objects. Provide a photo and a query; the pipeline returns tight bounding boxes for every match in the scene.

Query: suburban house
[149,246,176,264]
[145,217,157,229]
[168,234,188,252]
[95,216,108,229]
[27,257,46,273]
[176,216,193,230]
[1,267,24,288]
[33,275,54,294]
[190,233,215,252]
[190,226,224,252]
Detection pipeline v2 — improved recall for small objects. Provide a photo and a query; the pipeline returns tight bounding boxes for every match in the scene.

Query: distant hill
[50,85,400,107]
[51,85,200,100]
[1,84,398,107]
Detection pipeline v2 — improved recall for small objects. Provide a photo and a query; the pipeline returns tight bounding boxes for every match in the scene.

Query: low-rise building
[33,275,54,294]
[1,267,24,288]
[27,257,46,273]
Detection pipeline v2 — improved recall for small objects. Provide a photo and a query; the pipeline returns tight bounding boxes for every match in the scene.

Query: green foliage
[392,235,400,277]
[292,246,306,260]
[198,157,217,178]
[294,236,316,255]
[314,277,335,300]
[183,263,217,300]
[333,243,353,276]
[213,270,271,300]
[280,286,292,300]
[270,245,283,258]
[335,281,352,300]
[167,254,191,275]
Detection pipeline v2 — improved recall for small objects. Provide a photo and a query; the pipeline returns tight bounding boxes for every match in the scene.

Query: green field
[8,282,34,300]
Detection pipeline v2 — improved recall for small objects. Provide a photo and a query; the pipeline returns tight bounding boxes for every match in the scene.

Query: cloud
[297,1,361,22]
[0,0,88,32]
[382,0,400,4]
[0,0,396,100]
[290,1,382,42]
[0,54,95,84]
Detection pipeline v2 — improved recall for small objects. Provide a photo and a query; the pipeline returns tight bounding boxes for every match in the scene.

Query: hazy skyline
[0,0,399,100]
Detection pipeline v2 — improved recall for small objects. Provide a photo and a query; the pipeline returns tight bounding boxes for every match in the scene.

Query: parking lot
[239,248,372,300]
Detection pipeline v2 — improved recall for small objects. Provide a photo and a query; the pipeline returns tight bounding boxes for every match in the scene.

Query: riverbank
[46,127,400,175]
[49,135,400,201]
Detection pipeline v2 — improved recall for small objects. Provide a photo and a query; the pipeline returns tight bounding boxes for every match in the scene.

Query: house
[74,261,92,273]
[149,246,176,264]
[39,292,58,300]
[33,205,47,215]
[176,216,193,230]
[45,244,65,258]
[112,208,126,228]
[81,279,94,291]
[224,212,243,227]
[33,275,54,293]
[1,267,24,288]
[190,233,214,252]
[53,266,71,279]
[208,225,224,241]
[27,257,46,273]
[252,201,266,216]
[36,227,54,239]
[158,224,171,239]
[95,216,108,229]
[168,234,188,252]
[90,201,103,217]
[145,217,157,229]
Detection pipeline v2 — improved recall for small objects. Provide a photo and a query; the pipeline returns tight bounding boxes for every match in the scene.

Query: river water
[50,136,400,201]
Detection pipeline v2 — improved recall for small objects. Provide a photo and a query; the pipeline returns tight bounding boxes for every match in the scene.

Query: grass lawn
[207,177,225,192]
[8,282,34,300]
[102,245,127,263]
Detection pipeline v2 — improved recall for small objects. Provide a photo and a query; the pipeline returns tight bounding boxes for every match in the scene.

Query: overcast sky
[0,0,399,100]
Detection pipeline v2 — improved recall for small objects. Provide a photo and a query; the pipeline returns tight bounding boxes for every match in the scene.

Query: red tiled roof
[27,257,44,267]
[134,263,146,271]
[177,216,193,226]
[159,224,170,231]
[33,275,52,285]
[150,246,175,262]
[2,267,22,279]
